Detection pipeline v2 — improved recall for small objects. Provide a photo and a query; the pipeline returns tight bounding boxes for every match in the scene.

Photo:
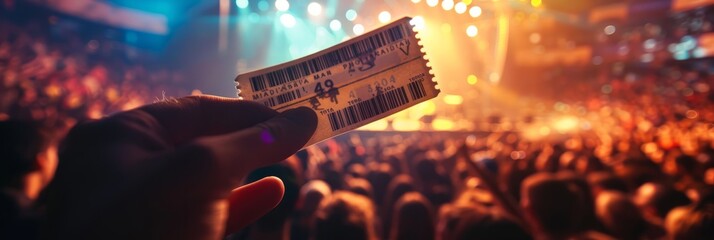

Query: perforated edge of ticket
[235,17,439,146]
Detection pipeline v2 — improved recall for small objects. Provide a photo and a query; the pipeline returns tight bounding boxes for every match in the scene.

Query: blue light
[236,0,249,9]
[249,12,260,23]
[330,19,342,31]
[345,9,357,21]
[257,0,269,11]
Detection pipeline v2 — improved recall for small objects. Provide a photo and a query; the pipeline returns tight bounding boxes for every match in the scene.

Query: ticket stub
[235,17,439,146]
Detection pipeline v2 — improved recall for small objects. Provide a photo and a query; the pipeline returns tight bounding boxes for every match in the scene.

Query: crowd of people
[0,12,189,132]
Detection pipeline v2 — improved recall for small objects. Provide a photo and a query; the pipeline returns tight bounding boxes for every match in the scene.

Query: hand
[42,95,317,239]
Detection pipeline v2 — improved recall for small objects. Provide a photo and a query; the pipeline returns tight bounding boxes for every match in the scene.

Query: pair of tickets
[235,17,439,146]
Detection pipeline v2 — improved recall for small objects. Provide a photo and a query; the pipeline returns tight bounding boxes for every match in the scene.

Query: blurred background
[3,1,714,239]
[2,0,713,136]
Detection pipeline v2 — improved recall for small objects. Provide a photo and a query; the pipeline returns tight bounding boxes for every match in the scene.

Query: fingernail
[280,107,318,130]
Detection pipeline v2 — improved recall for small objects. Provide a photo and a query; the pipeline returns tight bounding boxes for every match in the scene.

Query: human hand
[42,95,317,239]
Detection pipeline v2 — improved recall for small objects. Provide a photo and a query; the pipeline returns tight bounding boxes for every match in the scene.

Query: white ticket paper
[235,17,439,146]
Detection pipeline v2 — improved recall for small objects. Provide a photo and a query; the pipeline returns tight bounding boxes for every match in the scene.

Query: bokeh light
[410,16,425,30]
[442,0,454,11]
[353,24,365,35]
[275,0,290,11]
[378,11,391,23]
[469,6,482,18]
[604,25,616,35]
[455,2,467,14]
[280,13,296,28]
[531,0,542,7]
[307,2,322,16]
[329,19,342,31]
[466,25,478,37]
[345,9,358,21]
[426,0,439,7]
[235,0,249,9]
[467,75,478,85]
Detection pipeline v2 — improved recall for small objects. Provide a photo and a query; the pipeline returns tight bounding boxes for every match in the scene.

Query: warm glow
[455,2,467,13]
[393,118,422,131]
[553,116,579,133]
[432,118,455,131]
[444,94,464,105]
[466,25,478,37]
[359,119,389,131]
[426,0,439,7]
[442,0,454,11]
[530,0,542,7]
[469,6,482,17]
[410,16,426,30]
[353,24,365,35]
[467,75,478,85]
[378,11,391,23]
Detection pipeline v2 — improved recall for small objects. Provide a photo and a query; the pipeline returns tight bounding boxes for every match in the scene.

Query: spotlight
[466,25,478,37]
[353,24,365,35]
[329,19,342,31]
[346,9,357,21]
[378,11,391,23]
[280,13,296,28]
[469,6,482,18]
[307,2,322,16]
[275,0,289,11]
[236,0,249,9]
[455,2,467,14]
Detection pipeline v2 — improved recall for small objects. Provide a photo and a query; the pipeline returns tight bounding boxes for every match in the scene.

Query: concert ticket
[235,17,439,146]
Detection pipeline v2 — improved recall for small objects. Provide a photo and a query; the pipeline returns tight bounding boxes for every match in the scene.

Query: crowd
[0,13,189,132]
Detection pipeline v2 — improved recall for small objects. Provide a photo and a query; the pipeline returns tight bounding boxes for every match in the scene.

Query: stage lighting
[432,118,455,131]
[257,0,269,11]
[531,0,542,7]
[275,0,289,11]
[467,75,478,85]
[280,13,296,28]
[410,16,425,30]
[329,19,342,31]
[307,2,322,16]
[455,2,467,14]
[469,6,481,17]
[346,9,357,21]
[444,94,463,105]
[353,24,365,35]
[378,11,391,23]
[466,25,478,37]
[604,25,616,35]
[236,0,249,9]
[426,0,438,7]
[441,0,454,11]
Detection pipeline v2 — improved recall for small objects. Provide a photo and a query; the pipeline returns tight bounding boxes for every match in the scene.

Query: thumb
[224,176,285,235]
[192,106,317,185]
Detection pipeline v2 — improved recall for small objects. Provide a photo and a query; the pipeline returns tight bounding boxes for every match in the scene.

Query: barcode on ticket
[248,25,406,92]
[328,85,410,131]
